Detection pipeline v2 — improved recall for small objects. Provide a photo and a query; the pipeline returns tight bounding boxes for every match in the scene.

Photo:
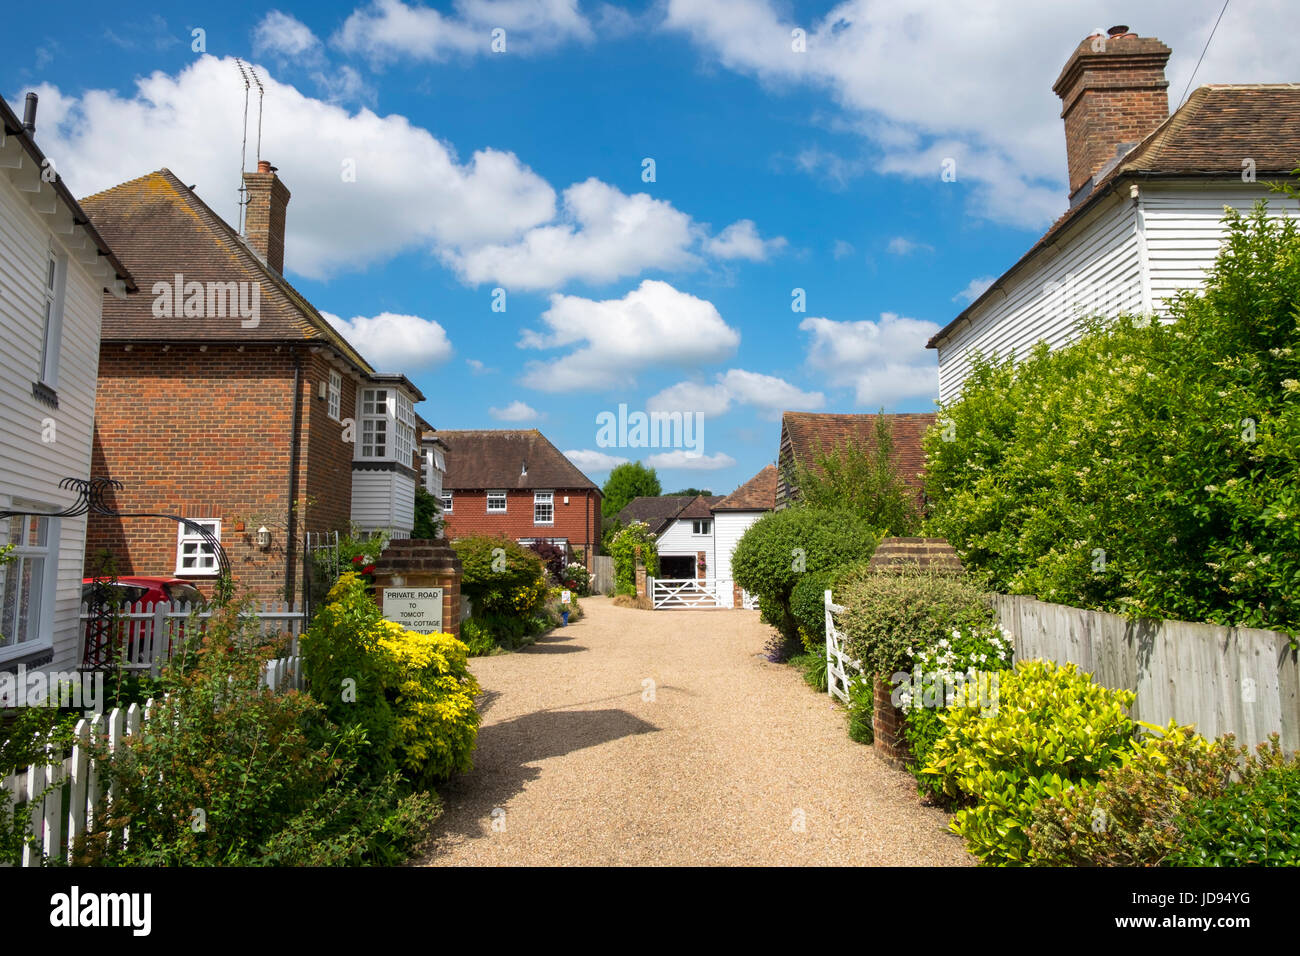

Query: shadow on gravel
[423,707,659,859]
[519,642,587,654]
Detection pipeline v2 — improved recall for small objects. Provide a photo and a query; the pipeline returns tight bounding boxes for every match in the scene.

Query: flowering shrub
[561,562,591,596]
[925,204,1300,634]
[894,623,1014,795]
[610,521,659,596]
[302,572,480,787]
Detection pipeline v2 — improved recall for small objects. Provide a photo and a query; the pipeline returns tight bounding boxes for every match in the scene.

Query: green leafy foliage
[601,462,662,519]
[925,203,1300,634]
[789,649,829,693]
[839,568,993,679]
[924,659,1137,865]
[846,674,874,745]
[413,487,444,540]
[1170,745,1300,866]
[609,521,659,596]
[1,706,77,865]
[786,413,922,535]
[732,507,879,643]
[1026,723,1249,866]
[452,536,546,614]
[76,596,434,866]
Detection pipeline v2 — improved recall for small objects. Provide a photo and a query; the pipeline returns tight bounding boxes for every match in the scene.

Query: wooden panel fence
[590,556,614,595]
[993,594,1300,751]
[1,652,304,867]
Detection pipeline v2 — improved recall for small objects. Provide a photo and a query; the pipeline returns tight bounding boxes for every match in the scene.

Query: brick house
[80,163,428,604]
[927,27,1300,403]
[776,412,935,510]
[438,430,601,566]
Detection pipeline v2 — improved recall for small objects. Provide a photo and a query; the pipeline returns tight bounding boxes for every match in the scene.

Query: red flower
[352,555,363,564]
[362,564,376,575]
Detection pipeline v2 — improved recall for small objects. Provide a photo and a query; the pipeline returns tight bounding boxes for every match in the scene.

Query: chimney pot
[1107,25,1130,37]
[22,92,38,134]
[257,159,272,174]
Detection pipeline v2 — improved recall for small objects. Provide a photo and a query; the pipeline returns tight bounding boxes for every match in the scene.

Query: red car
[81,577,208,668]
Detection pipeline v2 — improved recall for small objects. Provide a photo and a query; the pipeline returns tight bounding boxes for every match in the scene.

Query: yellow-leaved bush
[302,572,480,790]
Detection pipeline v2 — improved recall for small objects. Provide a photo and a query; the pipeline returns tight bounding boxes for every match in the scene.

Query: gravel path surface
[419,597,971,866]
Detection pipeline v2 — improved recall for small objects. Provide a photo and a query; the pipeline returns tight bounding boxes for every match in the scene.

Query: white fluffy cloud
[253,11,324,60]
[32,56,556,280]
[664,0,1300,229]
[953,275,995,304]
[887,237,932,256]
[519,280,740,391]
[322,311,453,369]
[489,400,541,421]
[564,449,630,473]
[706,219,787,261]
[648,369,823,420]
[445,179,699,289]
[800,313,939,407]
[335,0,593,62]
[645,450,736,471]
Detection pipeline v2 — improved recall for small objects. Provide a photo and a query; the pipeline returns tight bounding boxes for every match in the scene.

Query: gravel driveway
[419,597,971,866]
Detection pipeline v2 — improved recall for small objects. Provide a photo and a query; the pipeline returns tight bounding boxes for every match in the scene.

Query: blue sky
[11,0,1297,496]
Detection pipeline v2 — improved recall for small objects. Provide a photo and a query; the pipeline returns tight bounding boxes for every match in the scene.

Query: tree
[666,488,712,497]
[784,413,920,535]
[413,487,444,539]
[601,462,661,519]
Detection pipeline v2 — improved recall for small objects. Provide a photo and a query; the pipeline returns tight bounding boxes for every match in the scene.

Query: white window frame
[487,490,507,513]
[441,492,453,513]
[356,387,416,465]
[327,369,342,421]
[175,519,221,577]
[692,519,712,535]
[534,491,554,526]
[39,245,68,388]
[0,510,57,658]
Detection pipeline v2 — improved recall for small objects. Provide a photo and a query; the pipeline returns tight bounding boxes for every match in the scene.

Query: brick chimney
[1053,26,1171,203]
[242,159,291,273]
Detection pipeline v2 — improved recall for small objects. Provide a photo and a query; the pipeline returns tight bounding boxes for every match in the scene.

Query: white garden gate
[825,589,864,704]
[648,577,731,609]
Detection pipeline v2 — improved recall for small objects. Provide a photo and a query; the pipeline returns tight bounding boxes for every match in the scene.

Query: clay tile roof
[439,429,599,491]
[714,464,778,511]
[79,169,373,373]
[780,413,936,500]
[617,496,693,535]
[678,495,726,519]
[929,85,1300,349]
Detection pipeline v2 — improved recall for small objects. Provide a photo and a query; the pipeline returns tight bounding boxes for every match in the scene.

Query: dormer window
[357,387,415,464]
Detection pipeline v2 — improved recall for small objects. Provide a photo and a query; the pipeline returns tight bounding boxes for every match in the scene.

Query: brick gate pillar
[370,538,463,640]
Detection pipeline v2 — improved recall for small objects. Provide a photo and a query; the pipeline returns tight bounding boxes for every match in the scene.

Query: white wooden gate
[825,589,864,704]
[649,577,728,609]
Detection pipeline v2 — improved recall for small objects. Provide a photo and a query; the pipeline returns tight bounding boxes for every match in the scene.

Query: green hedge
[925,203,1300,634]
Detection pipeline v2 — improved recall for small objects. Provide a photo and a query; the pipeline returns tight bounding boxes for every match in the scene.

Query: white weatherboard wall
[0,172,109,673]
[657,518,712,562]
[935,180,1300,405]
[713,511,762,584]
[350,469,416,537]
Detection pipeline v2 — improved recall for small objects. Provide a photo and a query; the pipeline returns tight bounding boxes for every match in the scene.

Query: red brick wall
[87,344,320,602]
[442,488,601,564]
[300,353,358,536]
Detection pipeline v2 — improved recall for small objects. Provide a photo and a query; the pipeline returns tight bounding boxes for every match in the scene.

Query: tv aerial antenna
[234,58,266,235]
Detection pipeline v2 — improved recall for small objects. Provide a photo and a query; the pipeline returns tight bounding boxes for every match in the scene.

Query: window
[327,369,342,421]
[693,519,712,535]
[534,491,554,525]
[441,492,453,513]
[39,246,67,388]
[176,519,221,576]
[358,387,416,464]
[1,514,53,650]
[487,491,507,513]
[360,389,389,458]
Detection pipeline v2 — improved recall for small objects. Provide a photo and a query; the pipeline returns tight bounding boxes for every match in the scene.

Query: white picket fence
[1,652,303,867]
[80,600,307,673]
[825,589,864,705]
[648,577,733,609]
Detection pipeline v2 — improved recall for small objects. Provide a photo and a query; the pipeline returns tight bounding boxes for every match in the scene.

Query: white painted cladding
[657,518,710,559]
[713,511,763,584]
[350,469,416,537]
[936,181,1300,406]
[0,174,107,672]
